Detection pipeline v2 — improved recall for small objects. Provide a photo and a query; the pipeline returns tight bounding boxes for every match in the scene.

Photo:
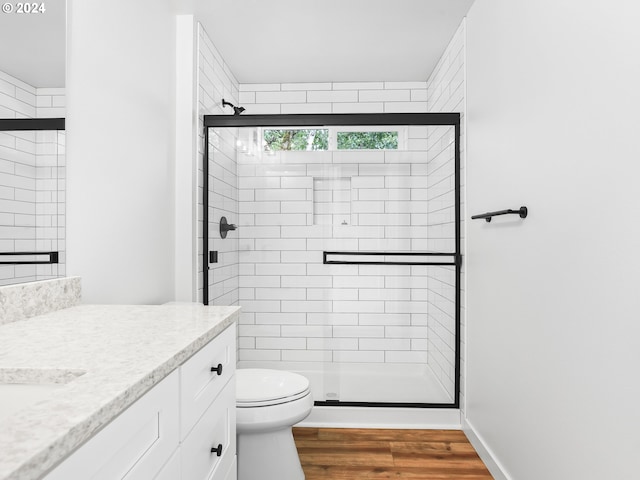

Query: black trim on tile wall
[203,112,461,409]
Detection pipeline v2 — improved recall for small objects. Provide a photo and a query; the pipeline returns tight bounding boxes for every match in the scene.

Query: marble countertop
[0,303,240,480]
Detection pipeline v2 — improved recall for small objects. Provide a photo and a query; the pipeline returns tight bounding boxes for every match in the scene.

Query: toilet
[236,369,313,480]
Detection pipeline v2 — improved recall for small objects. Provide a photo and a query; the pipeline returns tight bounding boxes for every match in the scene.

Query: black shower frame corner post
[202,112,462,409]
[454,120,461,410]
[203,123,210,306]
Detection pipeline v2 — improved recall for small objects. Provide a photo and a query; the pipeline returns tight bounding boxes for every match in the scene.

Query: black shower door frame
[203,112,461,409]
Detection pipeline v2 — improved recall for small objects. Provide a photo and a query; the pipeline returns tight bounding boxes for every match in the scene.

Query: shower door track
[202,112,461,409]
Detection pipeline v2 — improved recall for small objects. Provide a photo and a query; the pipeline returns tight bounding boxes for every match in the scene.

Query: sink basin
[0,368,85,423]
[0,383,66,423]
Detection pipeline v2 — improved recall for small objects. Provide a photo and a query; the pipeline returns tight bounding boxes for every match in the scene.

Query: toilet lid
[236,369,310,405]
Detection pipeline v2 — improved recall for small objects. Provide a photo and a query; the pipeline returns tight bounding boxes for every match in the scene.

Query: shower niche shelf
[313,177,351,226]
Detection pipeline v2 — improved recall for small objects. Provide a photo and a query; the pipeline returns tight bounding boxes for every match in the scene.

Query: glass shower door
[0,119,65,286]
[203,114,460,408]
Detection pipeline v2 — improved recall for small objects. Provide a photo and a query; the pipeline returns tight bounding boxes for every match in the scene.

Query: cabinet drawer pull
[211,443,223,456]
[210,363,223,375]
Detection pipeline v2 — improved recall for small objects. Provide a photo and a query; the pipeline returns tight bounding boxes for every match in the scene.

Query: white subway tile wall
[0,71,65,286]
[35,88,66,119]
[234,127,455,399]
[426,20,466,406]
[196,24,240,305]
[34,130,66,282]
[239,81,427,115]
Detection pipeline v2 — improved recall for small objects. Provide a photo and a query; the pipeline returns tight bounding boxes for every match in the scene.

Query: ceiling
[0,1,65,88]
[197,0,475,84]
[0,0,474,89]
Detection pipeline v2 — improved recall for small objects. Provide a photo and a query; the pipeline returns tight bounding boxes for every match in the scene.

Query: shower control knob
[219,216,238,238]
[210,363,223,375]
[211,443,223,456]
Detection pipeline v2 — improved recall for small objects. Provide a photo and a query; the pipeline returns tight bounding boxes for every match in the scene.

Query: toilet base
[237,427,304,480]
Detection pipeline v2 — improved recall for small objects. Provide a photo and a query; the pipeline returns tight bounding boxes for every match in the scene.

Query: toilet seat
[237,369,310,407]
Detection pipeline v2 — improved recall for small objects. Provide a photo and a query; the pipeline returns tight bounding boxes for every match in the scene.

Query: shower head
[222,99,245,115]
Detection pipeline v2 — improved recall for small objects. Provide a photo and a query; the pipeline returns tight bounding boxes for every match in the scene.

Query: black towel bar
[0,251,59,265]
[471,206,528,222]
[323,251,459,266]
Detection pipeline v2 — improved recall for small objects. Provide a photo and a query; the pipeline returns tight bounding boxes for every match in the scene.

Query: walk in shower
[202,113,460,408]
[0,118,66,286]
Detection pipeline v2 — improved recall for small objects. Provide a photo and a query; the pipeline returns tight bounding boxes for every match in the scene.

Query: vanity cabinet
[44,370,180,480]
[180,325,236,480]
[44,325,236,480]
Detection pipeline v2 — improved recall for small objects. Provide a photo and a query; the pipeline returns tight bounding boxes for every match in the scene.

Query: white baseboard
[298,406,461,430]
[463,417,511,480]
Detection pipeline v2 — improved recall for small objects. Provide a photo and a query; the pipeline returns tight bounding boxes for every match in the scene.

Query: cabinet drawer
[45,370,180,480]
[181,379,236,480]
[181,325,235,438]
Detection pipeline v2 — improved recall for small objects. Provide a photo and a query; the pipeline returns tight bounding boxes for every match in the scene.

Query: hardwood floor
[293,428,493,479]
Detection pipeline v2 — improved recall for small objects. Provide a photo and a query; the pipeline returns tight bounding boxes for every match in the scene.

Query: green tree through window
[337,131,398,150]
[263,129,398,151]
[263,129,329,151]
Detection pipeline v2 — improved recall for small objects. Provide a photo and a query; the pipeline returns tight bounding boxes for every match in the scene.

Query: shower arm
[221,98,245,115]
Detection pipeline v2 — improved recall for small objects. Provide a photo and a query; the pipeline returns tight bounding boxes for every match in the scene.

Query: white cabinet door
[181,326,236,439]
[181,381,236,480]
[45,370,180,480]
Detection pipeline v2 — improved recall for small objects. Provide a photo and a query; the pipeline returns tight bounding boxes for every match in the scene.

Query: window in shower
[263,128,329,151]
[262,126,404,151]
[203,113,460,409]
[336,130,398,149]
[334,125,403,150]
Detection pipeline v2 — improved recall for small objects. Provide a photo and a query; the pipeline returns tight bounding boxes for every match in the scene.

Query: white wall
[174,15,198,302]
[465,1,640,479]
[66,0,176,304]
